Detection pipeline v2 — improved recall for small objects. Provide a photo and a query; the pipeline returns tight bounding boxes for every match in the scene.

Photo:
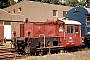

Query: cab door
[75,25,82,46]
[65,25,75,47]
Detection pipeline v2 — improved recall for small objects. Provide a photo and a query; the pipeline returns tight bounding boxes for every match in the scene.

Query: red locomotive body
[20,19,82,48]
[14,19,82,54]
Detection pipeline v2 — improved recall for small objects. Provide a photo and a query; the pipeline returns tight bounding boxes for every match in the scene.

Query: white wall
[4,25,11,39]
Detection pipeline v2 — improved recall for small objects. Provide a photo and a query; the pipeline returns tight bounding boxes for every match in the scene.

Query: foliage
[17,0,60,5]
[86,0,90,8]
[51,0,60,5]
[77,1,84,7]
[65,0,79,7]
[9,0,16,5]
[16,0,90,7]
[0,0,16,9]
[0,0,9,8]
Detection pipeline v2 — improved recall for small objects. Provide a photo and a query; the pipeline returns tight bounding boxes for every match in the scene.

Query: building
[4,1,73,22]
[0,9,24,39]
[0,0,72,39]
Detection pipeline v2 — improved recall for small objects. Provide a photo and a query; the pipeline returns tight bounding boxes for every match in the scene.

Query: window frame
[53,10,58,17]
[86,16,90,27]
[18,7,21,13]
[75,25,78,33]
[66,25,74,33]
[59,24,64,32]
[12,9,15,14]
[63,11,68,17]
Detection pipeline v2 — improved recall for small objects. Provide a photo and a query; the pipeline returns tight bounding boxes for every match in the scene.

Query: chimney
[25,18,28,23]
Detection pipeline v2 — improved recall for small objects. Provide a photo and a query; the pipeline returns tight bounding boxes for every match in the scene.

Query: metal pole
[39,34,45,48]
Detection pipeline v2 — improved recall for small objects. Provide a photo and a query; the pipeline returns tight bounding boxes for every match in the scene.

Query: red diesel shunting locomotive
[13,18,82,54]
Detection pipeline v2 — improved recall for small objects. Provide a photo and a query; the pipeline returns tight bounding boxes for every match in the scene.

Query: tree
[9,0,16,5]
[51,0,60,4]
[0,0,16,9]
[77,0,90,8]
[65,0,78,7]
[77,1,84,7]
[0,0,9,8]
[84,0,90,8]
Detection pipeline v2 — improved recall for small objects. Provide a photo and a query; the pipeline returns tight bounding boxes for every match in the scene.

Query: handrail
[64,32,66,40]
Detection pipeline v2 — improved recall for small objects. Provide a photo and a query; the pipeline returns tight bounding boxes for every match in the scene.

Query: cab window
[59,24,64,32]
[67,26,74,33]
[75,26,78,33]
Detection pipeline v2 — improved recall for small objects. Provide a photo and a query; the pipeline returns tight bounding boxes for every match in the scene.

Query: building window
[86,16,90,27]
[53,10,58,17]
[18,7,21,13]
[67,26,74,33]
[87,16,90,21]
[87,22,90,26]
[12,9,15,14]
[63,11,68,17]
[8,11,10,13]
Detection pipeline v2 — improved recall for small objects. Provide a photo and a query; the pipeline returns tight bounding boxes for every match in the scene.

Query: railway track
[0,42,90,60]
[35,46,90,55]
[0,42,26,60]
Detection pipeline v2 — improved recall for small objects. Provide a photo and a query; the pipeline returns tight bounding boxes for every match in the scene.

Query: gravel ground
[14,50,90,60]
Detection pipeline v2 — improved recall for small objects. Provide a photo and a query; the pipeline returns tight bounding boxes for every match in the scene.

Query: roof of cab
[58,18,81,25]
[62,20,81,25]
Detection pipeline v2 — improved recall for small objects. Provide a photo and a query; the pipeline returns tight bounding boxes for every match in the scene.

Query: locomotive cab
[58,19,82,48]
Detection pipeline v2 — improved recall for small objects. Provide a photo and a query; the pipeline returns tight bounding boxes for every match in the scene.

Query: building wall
[0,9,24,21]
[0,9,11,20]
[0,9,24,38]
[3,2,24,15]
[11,22,22,37]
[4,1,73,22]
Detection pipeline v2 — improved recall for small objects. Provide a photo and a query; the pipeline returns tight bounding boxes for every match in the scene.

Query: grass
[26,56,90,60]
[25,49,90,60]
[26,56,87,60]
[3,47,90,60]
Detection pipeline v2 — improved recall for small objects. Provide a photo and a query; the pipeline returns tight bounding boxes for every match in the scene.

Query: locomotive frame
[12,18,82,55]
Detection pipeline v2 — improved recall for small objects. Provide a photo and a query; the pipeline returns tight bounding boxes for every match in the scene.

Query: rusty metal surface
[0,26,4,39]
[20,24,24,37]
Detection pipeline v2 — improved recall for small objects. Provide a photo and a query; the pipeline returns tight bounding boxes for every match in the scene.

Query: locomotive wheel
[16,49,26,55]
